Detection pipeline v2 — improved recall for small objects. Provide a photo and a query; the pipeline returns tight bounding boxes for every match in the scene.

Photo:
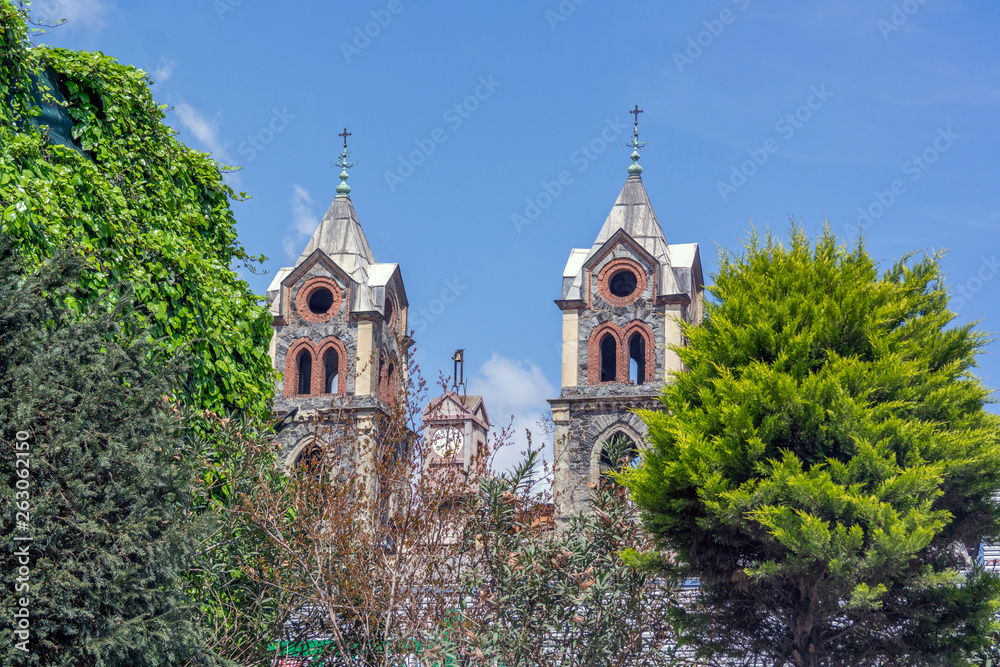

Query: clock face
[431,427,463,459]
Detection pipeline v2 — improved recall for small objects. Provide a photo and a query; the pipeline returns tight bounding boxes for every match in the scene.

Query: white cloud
[151,58,174,85]
[283,185,319,259]
[172,99,230,163]
[468,354,556,475]
[34,0,108,30]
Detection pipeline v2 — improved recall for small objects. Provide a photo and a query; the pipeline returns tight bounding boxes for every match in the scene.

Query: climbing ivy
[0,0,275,419]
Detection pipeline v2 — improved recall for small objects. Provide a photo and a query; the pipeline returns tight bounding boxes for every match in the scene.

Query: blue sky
[33,0,1000,463]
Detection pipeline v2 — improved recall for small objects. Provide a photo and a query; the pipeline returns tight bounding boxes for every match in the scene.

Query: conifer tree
[0,241,219,666]
[623,228,1000,666]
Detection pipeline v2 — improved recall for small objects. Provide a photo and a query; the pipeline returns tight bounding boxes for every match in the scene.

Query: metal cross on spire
[624,105,648,176]
[334,127,357,197]
[630,105,643,132]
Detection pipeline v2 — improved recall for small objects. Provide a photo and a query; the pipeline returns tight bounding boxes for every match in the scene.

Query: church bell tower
[266,130,410,467]
[548,108,704,520]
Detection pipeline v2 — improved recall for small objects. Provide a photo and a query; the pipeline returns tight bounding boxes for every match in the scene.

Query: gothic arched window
[600,333,617,382]
[599,433,640,475]
[323,348,339,394]
[297,349,312,395]
[629,332,646,385]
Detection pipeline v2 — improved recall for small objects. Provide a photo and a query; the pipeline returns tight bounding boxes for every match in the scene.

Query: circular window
[308,287,335,314]
[609,269,638,297]
[295,278,343,323]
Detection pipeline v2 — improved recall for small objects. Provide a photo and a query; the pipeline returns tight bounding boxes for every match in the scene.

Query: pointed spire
[335,127,356,197]
[625,105,647,177]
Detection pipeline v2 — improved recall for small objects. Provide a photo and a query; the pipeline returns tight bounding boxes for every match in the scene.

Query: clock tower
[422,350,490,472]
[548,110,704,521]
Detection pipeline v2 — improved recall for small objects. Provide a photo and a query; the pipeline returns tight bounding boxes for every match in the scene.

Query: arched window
[629,333,646,385]
[600,333,617,382]
[599,433,640,475]
[297,349,312,395]
[323,348,339,394]
[386,362,396,400]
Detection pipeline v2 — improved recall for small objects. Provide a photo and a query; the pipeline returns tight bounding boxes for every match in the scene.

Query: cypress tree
[624,228,1000,666]
[0,240,218,666]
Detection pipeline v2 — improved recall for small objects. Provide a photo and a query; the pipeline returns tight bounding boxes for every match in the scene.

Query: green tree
[623,228,1000,666]
[0,0,274,419]
[0,241,220,666]
[459,437,681,666]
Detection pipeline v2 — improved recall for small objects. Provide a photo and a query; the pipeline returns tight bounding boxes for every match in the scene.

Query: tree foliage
[0,0,274,418]
[623,227,1000,666]
[460,436,682,666]
[0,241,218,666]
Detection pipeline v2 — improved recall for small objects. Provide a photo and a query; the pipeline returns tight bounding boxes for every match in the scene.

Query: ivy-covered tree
[0,241,219,666]
[0,0,274,418]
[623,228,1000,667]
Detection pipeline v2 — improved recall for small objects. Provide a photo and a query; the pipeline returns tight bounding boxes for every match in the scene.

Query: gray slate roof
[561,175,702,302]
[297,196,375,282]
[267,195,408,317]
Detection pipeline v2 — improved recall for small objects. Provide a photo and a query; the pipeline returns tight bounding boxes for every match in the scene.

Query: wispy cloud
[173,100,228,159]
[283,185,319,259]
[469,354,556,474]
[34,0,108,30]
[151,58,174,85]
[170,99,241,187]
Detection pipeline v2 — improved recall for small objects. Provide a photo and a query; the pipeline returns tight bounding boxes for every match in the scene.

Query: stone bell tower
[266,130,410,466]
[548,108,704,520]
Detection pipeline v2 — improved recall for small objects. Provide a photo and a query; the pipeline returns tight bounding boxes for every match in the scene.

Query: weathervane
[624,105,648,176]
[334,127,357,197]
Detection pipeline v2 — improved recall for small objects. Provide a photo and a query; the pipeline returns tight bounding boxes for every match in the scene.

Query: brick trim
[587,322,624,385]
[317,337,348,395]
[622,321,656,384]
[377,351,400,404]
[284,339,318,397]
[587,320,656,385]
[284,336,349,397]
[295,277,344,324]
[596,258,649,307]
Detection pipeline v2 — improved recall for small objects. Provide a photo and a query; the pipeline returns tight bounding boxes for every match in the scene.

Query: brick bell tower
[548,108,704,520]
[266,130,409,467]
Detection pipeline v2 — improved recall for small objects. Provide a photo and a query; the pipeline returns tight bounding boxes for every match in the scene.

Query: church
[264,112,703,519]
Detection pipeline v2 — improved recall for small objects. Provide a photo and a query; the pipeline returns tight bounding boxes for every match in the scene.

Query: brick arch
[284,338,319,397]
[377,349,401,404]
[622,321,656,385]
[587,322,625,385]
[317,337,348,396]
